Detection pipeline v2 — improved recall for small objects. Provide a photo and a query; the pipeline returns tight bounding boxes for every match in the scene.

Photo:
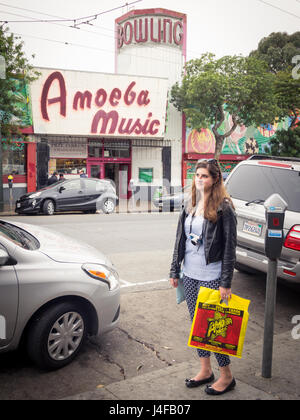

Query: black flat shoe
[205,378,236,395]
[185,373,215,388]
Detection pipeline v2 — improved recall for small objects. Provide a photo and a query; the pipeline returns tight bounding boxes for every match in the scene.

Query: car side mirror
[59,186,65,193]
[0,249,9,265]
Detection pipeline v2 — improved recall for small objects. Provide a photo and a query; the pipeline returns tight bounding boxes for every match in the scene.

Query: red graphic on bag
[190,303,244,356]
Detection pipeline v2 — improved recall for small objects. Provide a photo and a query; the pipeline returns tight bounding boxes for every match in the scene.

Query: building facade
[115,8,187,192]
[2,7,295,207]
[29,67,169,200]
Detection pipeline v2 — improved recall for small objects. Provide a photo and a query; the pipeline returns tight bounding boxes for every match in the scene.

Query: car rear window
[0,222,40,250]
[226,164,300,212]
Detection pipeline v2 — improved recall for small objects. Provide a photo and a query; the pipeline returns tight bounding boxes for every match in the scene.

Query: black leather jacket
[169,199,237,289]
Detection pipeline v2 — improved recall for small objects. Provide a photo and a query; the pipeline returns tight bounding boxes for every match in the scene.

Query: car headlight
[82,264,119,290]
[29,192,42,199]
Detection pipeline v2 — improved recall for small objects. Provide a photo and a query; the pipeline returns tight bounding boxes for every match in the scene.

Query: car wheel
[43,199,55,216]
[26,302,88,370]
[102,198,115,214]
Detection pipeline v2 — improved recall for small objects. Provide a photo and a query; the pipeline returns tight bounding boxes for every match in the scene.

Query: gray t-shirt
[182,213,222,281]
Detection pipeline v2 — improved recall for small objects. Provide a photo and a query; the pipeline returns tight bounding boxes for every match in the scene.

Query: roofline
[247,154,300,163]
[115,8,187,24]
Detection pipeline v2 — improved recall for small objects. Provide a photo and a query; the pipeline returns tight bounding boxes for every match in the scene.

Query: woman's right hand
[170,278,179,288]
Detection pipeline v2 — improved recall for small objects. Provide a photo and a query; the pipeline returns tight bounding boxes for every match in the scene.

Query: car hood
[10,221,113,267]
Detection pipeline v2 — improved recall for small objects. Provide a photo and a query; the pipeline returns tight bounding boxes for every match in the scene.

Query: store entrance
[105,163,130,199]
[88,161,131,199]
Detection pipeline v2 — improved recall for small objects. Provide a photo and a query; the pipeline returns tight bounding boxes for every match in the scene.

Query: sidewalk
[65,330,299,400]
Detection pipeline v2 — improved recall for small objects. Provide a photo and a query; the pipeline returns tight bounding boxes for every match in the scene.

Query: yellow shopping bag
[188,287,250,358]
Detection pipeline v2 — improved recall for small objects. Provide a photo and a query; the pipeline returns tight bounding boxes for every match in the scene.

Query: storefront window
[104,140,130,158]
[53,159,87,175]
[139,168,153,183]
[88,141,102,158]
[2,140,26,175]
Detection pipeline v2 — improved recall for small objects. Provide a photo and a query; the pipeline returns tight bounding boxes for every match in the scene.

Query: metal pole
[262,258,278,378]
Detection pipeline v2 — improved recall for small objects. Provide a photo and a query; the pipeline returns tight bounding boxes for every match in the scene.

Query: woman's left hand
[219,287,232,301]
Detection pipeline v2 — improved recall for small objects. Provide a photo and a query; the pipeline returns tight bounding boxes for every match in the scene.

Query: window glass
[55,159,86,175]
[2,140,26,175]
[0,222,40,250]
[85,179,104,193]
[226,165,300,212]
[88,141,102,158]
[62,180,81,191]
[104,140,130,158]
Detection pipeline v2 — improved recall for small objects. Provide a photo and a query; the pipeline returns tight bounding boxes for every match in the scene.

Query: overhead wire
[0,0,143,25]
[2,1,298,69]
[256,0,300,20]
[0,2,187,67]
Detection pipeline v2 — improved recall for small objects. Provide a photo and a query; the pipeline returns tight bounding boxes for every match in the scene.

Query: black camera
[189,233,203,247]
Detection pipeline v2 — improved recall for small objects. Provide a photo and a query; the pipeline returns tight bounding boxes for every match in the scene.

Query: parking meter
[262,193,288,379]
[8,175,13,189]
[264,194,288,260]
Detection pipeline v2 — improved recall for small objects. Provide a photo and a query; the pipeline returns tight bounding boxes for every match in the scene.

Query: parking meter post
[262,258,278,379]
[8,175,13,211]
[262,194,288,379]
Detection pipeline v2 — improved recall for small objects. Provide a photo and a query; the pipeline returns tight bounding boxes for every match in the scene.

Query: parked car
[0,219,120,370]
[153,173,229,211]
[15,178,118,215]
[153,186,191,211]
[225,155,300,284]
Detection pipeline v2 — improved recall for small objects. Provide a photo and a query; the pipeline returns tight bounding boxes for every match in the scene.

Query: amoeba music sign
[30,68,169,138]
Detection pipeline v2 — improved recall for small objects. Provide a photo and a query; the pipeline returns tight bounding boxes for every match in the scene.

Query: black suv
[15,178,118,215]
[225,155,300,284]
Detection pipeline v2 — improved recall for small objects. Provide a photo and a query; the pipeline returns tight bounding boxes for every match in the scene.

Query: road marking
[120,278,168,288]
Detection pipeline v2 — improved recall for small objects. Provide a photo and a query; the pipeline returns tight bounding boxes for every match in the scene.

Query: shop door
[119,164,130,199]
[88,163,104,179]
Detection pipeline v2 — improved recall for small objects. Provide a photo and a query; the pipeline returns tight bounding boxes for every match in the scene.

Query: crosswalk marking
[119,278,168,288]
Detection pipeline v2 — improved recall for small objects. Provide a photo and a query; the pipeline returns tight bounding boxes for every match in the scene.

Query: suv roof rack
[248,154,300,163]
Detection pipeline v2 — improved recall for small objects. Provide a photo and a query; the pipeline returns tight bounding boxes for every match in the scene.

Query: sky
[0,0,299,74]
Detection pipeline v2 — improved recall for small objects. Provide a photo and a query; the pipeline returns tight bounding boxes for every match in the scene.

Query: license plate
[17,203,21,208]
[243,221,262,237]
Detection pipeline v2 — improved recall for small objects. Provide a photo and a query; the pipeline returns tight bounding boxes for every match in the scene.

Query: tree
[171,53,280,159]
[0,26,39,210]
[249,31,300,74]
[250,32,300,128]
[265,127,300,158]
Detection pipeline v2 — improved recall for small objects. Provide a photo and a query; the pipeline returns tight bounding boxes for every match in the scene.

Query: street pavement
[1,207,299,402]
[64,289,299,401]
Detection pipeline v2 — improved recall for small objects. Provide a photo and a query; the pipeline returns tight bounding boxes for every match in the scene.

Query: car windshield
[0,222,40,250]
[226,165,300,212]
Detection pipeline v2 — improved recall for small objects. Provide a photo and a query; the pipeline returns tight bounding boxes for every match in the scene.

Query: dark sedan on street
[15,178,118,215]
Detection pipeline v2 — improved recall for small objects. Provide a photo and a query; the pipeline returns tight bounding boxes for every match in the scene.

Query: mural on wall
[186,111,291,156]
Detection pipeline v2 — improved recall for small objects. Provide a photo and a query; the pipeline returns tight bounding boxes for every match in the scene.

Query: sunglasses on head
[197,158,221,173]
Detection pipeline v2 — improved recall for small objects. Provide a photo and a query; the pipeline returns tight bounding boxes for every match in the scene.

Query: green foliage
[265,127,300,157]
[171,53,280,158]
[250,31,300,74]
[250,31,300,128]
[0,26,40,139]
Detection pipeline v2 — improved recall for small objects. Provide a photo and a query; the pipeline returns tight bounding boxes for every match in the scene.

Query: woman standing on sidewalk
[169,159,237,396]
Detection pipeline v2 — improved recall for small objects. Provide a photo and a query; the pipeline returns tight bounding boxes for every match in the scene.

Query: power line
[256,0,300,20]
[9,30,185,67]
[0,0,142,26]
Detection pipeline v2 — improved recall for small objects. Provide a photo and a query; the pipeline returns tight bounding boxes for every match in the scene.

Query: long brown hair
[191,160,233,223]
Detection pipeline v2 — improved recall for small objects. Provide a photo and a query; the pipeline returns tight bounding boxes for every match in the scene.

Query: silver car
[225,156,300,284]
[0,220,120,370]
